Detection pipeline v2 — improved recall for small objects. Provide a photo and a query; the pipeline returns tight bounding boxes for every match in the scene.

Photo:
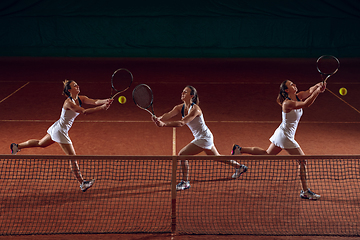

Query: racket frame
[316,55,340,83]
[132,84,155,116]
[110,68,133,99]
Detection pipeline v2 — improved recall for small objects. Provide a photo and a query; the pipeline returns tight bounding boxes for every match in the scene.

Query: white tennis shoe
[300,189,321,200]
[80,179,95,192]
[176,180,190,191]
[231,144,241,155]
[232,164,248,179]
[10,143,20,155]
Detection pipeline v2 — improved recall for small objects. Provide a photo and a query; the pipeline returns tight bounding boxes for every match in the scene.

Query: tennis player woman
[232,80,326,200]
[152,85,248,191]
[10,79,113,192]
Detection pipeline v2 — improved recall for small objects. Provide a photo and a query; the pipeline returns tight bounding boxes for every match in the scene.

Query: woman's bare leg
[59,143,83,184]
[240,147,268,155]
[17,134,54,150]
[205,145,241,168]
[239,143,282,155]
[286,147,307,191]
[178,143,204,181]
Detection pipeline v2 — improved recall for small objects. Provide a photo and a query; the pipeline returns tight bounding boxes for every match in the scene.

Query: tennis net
[0,155,359,236]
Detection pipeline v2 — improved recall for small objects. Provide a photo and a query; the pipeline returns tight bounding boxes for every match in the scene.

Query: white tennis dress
[269,108,303,149]
[182,104,214,150]
[47,99,80,144]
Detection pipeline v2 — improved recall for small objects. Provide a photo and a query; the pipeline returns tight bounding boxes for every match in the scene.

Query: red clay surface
[0,57,360,240]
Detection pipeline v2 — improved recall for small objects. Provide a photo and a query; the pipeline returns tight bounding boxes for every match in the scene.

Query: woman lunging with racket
[10,79,113,192]
[232,80,325,200]
[152,85,248,191]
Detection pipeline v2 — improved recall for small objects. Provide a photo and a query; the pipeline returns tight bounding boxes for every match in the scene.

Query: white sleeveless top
[183,104,214,149]
[47,102,80,144]
[269,108,303,149]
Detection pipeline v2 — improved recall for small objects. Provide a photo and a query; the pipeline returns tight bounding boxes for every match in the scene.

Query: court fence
[0,155,359,237]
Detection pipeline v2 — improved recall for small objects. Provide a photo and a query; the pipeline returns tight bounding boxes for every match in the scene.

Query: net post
[171,155,177,235]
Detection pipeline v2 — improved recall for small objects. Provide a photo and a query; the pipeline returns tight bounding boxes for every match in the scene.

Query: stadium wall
[0,0,359,58]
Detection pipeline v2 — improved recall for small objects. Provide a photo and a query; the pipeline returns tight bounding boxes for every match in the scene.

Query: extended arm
[297,82,326,100]
[284,86,322,112]
[65,96,113,115]
[153,105,201,127]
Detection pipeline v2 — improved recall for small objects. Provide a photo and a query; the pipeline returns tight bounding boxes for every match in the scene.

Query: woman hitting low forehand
[152,85,247,191]
[231,80,326,200]
[10,79,113,192]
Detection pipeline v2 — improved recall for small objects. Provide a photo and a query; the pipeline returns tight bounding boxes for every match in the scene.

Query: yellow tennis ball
[118,96,126,104]
[339,87,347,96]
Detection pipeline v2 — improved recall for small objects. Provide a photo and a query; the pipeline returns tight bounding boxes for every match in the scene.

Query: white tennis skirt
[269,127,300,149]
[47,121,72,144]
[191,136,214,150]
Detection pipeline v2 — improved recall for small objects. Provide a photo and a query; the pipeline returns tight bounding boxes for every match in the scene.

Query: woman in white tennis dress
[152,85,248,191]
[232,80,326,200]
[10,79,113,192]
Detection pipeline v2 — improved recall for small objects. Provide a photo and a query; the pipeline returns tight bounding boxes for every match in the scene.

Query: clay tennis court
[1,57,360,240]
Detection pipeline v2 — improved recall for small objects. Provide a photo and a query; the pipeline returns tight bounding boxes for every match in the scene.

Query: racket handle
[323,75,331,83]
[111,92,120,100]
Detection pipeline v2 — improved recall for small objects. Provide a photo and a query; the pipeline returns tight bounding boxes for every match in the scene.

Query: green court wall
[0,0,359,58]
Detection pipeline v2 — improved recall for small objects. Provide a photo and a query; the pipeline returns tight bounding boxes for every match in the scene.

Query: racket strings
[316,55,340,75]
[133,85,153,109]
[111,69,133,93]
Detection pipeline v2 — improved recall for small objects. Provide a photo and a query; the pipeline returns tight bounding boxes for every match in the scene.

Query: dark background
[1,0,359,58]
[1,1,360,239]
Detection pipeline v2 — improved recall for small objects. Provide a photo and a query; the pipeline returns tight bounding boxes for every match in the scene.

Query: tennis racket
[316,55,340,83]
[110,68,133,99]
[132,84,155,116]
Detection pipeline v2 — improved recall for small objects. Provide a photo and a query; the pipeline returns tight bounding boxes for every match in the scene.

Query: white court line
[207,120,360,124]
[0,120,151,123]
[2,80,360,85]
[0,82,30,104]
[172,127,176,156]
[0,119,359,124]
